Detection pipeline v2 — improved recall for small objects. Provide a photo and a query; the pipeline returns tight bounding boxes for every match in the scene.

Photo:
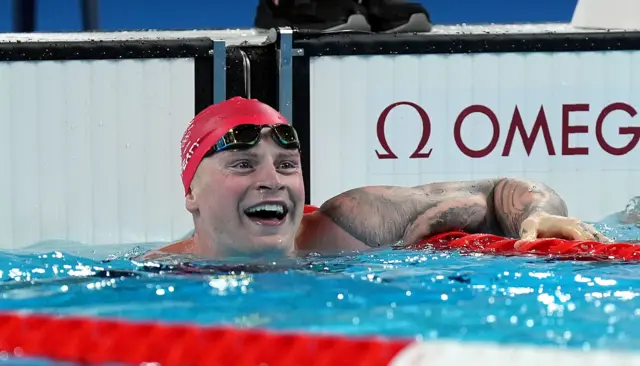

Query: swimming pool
[1,221,639,365]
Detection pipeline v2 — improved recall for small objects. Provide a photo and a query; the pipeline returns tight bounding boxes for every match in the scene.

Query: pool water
[1,222,640,365]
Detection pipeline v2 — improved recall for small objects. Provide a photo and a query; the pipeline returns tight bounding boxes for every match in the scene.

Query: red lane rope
[409,231,640,261]
[0,313,410,366]
[304,205,639,261]
[1,230,638,365]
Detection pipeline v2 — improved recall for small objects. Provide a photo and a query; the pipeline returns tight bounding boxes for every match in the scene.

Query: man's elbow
[494,177,569,216]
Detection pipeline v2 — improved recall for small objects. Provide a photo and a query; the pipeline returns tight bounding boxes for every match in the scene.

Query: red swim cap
[180,97,289,195]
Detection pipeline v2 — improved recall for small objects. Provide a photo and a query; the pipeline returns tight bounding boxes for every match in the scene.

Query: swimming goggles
[204,123,300,157]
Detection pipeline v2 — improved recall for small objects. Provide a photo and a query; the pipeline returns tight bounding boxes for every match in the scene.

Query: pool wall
[0,24,638,252]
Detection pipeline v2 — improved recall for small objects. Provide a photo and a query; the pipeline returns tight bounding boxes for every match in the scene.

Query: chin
[243,235,294,256]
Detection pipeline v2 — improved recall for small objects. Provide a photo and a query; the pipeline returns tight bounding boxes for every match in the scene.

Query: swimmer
[621,197,640,225]
[597,196,640,228]
[142,97,612,260]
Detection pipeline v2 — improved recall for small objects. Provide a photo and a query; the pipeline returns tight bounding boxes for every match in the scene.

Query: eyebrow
[276,150,301,159]
[227,151,259,159]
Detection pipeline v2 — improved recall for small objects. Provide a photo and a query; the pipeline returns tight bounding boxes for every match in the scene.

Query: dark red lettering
[596,102,640,156]
[380,101,638,160]
[562,104,590,155]
[375,101,432,159]
[454,105,500,158]
[502,106,556,156]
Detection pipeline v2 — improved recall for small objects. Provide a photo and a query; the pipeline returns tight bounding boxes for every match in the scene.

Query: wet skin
[152,174,577,259]
[295,178,570,253]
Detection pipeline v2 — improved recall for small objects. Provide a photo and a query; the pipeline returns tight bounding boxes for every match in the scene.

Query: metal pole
[238,49,252,99]
[13,0,36,33]
[81,0,100,31]
[213,40,227,104]
[277,27,294,123]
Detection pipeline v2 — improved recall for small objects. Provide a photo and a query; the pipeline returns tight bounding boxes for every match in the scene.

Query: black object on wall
[12,0,100,32]
[12,0,36,33]
[81,0,100,31]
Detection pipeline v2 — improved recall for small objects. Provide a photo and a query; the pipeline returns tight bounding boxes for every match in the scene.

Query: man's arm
[491,177,568,238]
[315,177,569,248]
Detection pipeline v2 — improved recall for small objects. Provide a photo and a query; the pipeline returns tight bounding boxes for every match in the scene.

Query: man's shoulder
[137,238,195,261]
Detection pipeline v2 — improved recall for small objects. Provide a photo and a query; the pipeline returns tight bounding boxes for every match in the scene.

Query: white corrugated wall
[0,59,195,249]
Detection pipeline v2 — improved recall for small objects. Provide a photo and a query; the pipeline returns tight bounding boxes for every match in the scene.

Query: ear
[185,188,198,213]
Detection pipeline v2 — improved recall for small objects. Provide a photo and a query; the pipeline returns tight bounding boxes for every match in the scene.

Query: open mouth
[244,203,289,224]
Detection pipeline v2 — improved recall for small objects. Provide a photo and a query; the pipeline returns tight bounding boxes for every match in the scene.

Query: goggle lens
[206,124,300,157]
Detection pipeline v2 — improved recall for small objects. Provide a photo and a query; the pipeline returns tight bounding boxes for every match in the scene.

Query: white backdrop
[0,59,195,249]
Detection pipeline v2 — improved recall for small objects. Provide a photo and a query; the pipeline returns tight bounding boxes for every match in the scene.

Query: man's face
[186,128,305,257]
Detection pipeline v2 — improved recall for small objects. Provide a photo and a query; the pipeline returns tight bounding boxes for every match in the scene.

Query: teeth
[246,204,285,214]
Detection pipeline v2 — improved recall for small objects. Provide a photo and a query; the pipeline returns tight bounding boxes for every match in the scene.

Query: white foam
[391,341,640,366]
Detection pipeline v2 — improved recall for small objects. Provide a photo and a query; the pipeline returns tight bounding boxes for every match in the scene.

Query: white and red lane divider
[1,311,640,365]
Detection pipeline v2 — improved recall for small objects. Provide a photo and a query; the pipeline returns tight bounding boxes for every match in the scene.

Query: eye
[230,161,252,170]
[278,161,298,170]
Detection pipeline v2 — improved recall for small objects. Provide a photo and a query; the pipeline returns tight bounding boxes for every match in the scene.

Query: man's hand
[514,212,613,249]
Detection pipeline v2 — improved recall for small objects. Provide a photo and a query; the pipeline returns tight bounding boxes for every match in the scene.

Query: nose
[254,164,284,192]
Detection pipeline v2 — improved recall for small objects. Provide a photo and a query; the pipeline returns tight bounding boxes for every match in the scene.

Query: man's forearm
[491,177,569,237]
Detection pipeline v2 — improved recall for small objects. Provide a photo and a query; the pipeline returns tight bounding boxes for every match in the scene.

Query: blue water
[0,222,639,365]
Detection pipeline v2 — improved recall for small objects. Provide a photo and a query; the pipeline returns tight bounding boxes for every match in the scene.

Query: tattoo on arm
[318,183,495,247]
[491,178,568,237]
[318,187,429,247]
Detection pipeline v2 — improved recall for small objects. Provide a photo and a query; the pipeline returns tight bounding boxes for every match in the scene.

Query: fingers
[537,216,596,242]
[513,217,540,249]
[518,218,539,241]
[519,227,538,241]
[515,218,612,250]
[558,223,596,241]
[571,221,614,243]
[514,219,538,249]
[514,239,532,249]
[579,222,614,243]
